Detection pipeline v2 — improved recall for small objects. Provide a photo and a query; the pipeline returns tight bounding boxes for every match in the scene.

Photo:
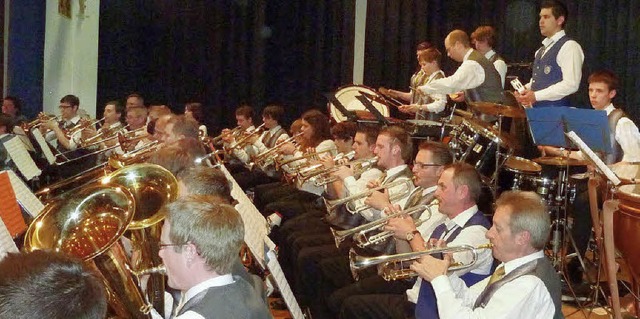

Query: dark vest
[263,127,286,148]
[607,108,626,164]
[473,256,563,319]
[464,50,504,104]
[416,71,446,121]
[531,35,571,108]
[488,52,505,64]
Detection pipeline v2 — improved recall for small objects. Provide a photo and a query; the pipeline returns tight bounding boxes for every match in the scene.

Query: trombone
[323,178,413,215]
[349,243,493,281]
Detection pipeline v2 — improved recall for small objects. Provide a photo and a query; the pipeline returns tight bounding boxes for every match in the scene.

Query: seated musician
[0,250,107,319]
[397,47,447,120]
[153,113,176,143]
[539,70,640,287]
[184,102,207,138]
[411,191,562,319]
[164,115,201,146]
[125,93,145,111]
[119,105,150,152]
[0,113,18,172]
[42,94,97,176]
[154,197,271,319]
[82,100,126,163]
[260,109,337,227]
[418,30,503,107]
[2,96,27,125]
[334,162,493,319]
[232,105,290,190]
[221,104,256,174]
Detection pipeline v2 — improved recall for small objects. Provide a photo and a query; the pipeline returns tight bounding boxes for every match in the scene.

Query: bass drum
[329,85,390,123]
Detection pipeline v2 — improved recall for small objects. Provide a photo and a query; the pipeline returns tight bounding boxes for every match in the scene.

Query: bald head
[445,30,471,62]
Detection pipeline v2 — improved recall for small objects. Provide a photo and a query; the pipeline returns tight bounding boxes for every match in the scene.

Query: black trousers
[328,275,414,317]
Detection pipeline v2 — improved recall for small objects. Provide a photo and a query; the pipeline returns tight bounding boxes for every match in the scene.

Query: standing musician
[418,30,503,106]
[411,191,562,319]
[232,104,290,190]
[327,141,453,319]
[471,26,507,88]
[514,0,584,108]
[396,47,448,121]
[381,41,433,109]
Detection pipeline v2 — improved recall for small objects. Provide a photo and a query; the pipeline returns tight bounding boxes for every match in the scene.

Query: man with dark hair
[0,250,107,319]
[2,96,26,124]
[330,121,357,154]
[382,41,435,112]
[418,29,504,106]
[156,197,270,318]
[126,93,145,110]
[165,115,200,145]
[411,191,561,319]
[471,25,507,88]
[515,0,584,108]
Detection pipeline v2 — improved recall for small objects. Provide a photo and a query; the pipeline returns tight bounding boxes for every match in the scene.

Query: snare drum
[449,119,511,181]
[499,156,542,191]
[517,176,557,202]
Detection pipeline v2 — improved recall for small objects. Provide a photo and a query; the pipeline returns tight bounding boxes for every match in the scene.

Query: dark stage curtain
[97,0,640,130]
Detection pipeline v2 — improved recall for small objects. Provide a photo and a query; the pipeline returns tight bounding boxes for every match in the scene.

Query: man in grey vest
[418,29,504,106]
[155,197,271,319]
[411,191,562,319]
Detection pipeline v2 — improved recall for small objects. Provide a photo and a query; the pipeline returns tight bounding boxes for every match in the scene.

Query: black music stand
[324,92,359,122]
[355,94,392,126]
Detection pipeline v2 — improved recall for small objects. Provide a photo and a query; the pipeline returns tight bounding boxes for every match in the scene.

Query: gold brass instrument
[24,185,152,318]
[297,151,356,183]
[312,155,378,187]
[349,243,493,281]
[101,163,179,313]
[252,132,304,170]
[228,123,266,150]
[108,139,161,170]
[35,162,111,201]
[79,121,125,148]
[275,148,337,172]
[210,125,242,144]
[354,203,435,248]
[20,113,61,131]
[323,179,414,215]
[65,117,104,140]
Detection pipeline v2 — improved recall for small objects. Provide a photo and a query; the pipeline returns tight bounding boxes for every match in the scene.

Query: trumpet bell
[101,163,178,229]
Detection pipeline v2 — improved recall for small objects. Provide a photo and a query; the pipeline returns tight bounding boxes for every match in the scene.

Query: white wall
[43,0,99,117]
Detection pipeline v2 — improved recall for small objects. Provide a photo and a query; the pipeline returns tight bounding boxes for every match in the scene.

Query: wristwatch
[405,230,420,241]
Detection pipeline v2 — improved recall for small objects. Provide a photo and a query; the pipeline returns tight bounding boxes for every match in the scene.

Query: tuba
[23,185,152,318]
[101,163,179,312]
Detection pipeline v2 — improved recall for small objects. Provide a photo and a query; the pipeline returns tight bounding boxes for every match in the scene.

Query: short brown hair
[471,26,497,47]
[177,166,233,204]
[418,141,453,166]
[588,69,619,91]
[448,29,471,48]
[168,115,200,140]
[379,125,413,163]
[417,47,442,66]
[444,162,482,202]
[262,105,284,122]
[331,121,357,141]
[235,105,254,119]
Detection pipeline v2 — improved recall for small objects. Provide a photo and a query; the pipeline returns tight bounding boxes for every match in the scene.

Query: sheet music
[220,165,268,267]
[30,128,56,164]
[0,220,18,260]
[7,170,45,217]
[265,249,305,319]
[566,131,621,185]
[12,126,35,152]
[3,136,42,180]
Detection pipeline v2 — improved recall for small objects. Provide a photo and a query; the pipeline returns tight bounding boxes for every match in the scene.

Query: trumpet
[210,125,242,144]
[275,148,337,173]
[21,113,61,131]
[228,123,266,150]
[349,243,493,281]
[323,178,413,215]
[356,202,435,248]
[313,156,378,187]
[252,132,303,170]
[297,151,355,182]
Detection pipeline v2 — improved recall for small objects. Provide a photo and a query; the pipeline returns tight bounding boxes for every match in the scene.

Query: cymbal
[532,156,588,167]
[463,118,519,149]
[468,101,526,118]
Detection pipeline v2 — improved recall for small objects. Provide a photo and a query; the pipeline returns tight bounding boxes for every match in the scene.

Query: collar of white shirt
[484,49,496,60]
[463,48,474,61]
[183,274,235,303]
[500,250,545,275]
[603,103,615,116]
[423,185,437,195]
[444,205,479,230]
[385,164,409,180]
[67,115,81,126]
[542,30,566,48]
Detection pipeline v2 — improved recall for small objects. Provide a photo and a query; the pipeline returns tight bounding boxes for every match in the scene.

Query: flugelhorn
[349,243,493,281]
[323,178,413,215]
[354,202,435,248]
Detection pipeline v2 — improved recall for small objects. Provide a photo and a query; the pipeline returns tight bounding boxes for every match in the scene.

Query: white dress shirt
[45,115,82,150]
[419,49,484,95]
[359,164,414,221]
[343,167,384,197]
[430,250,556,319]
[485,50,507,88]
[229,125,257,164]
[297,139,338,195]
[418,70,448,114]
[526,30,584,102]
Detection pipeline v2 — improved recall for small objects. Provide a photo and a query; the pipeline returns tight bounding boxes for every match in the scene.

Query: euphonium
[24,185,152,318]
[323,179,414,215]
[101,163,179,312]
[349,243,493,281]
[353,193,434,248]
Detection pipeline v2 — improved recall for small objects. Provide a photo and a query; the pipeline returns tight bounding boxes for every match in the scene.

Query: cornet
[323,178,413,215]
[252,132,303,170]
[354,202,435,248]
[296,151,356,183]
[349,243,493,281]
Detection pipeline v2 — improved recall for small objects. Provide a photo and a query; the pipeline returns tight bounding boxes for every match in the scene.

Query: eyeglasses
[413,162,441,169]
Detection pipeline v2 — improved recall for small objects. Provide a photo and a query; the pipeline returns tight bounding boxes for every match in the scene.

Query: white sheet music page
[7,170,45,217]
[265,249,305,319]
[3,136,42,180]
[12,126,35,152]
[566,131,621,185]
[220,165,268,267]
[30,128,56,164]
[0,221,18,260]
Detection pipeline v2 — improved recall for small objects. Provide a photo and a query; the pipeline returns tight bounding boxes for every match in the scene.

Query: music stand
[324,92,359,122]
[355,94,391,126]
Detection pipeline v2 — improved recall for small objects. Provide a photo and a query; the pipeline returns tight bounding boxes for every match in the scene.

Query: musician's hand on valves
[384,210,418,240]
[366,179,381,189]
[279,142,296,155]
[410,251,452,282]
[332,165,354,180]
[364,189,391,210]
